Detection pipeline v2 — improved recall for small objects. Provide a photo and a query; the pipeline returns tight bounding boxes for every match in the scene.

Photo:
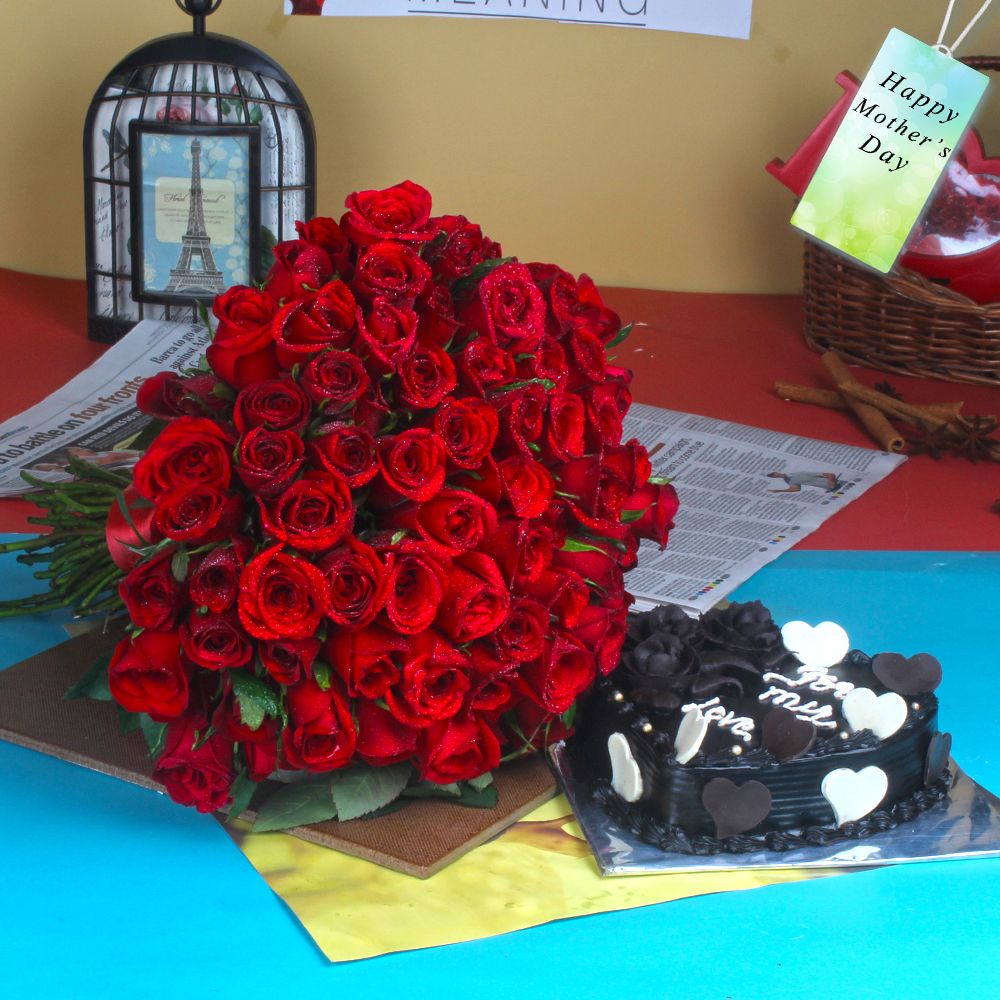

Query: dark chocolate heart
[701,778,772,840]
[872,652,942,695]
[925,731,952,786]
[761,706,817,762]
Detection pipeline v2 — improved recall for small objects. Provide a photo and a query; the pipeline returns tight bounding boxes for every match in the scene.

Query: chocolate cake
[572,601,951,854]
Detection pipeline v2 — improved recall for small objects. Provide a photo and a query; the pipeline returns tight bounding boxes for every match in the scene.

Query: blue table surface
[1,548,998,999]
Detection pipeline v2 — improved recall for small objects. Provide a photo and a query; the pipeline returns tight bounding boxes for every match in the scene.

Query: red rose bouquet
[2,180,677,828]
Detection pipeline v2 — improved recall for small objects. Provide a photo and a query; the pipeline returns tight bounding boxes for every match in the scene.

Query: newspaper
[0,320,210,496]
[623,403,906,614]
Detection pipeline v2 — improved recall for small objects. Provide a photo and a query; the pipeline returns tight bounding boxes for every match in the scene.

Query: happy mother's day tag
[792,29,988,272]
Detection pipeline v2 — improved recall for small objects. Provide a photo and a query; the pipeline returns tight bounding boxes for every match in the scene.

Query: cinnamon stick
[774,382,850,410]
[820,353,906,452]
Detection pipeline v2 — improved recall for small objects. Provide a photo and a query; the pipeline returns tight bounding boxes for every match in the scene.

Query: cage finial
[175,0,223,36]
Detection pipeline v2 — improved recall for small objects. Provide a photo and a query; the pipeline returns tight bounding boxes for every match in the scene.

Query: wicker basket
[803,239,1000,387]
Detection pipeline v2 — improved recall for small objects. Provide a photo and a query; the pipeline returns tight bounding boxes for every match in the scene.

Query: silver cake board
[550,742,1000,875]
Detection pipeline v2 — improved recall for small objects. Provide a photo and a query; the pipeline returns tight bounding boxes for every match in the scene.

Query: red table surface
[0,268,997,549]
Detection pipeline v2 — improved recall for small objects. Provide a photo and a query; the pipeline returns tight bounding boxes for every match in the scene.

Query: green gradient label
[792,29,988,272]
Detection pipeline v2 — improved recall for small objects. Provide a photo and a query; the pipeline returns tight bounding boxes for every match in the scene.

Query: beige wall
[4,1,1000,292]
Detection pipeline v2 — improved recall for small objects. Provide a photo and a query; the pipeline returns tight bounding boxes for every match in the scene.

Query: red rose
[570,602,628,676]
[384,489,497,555]
[484,519,554,586]
[238,545,329,640]
[235,426,305,496]
[476,262,547,351]
[520,635,597,713]
[417,713,500,784]
[296,216,351,277]
[386,636,471,727]
[325,624,407,698]
[108,631,189,721]
[273,280,357,368]
[415,285,461,347]
[493,598,548,663]
[105,485,162,572]
[565,326,608,388]
[549,269,621,345]
[240,721,280,782]
[179,610,253,670]
[259,637,321,686]
[580,381,631,451]
[153,717,234,813]
[621,481,679,548]
[516,335,568,390]
[118,549,186,631]
[233,378,311,434]
[426,214,501,282]
[133,416,233,501]
[552,544,625,605]
[374,428,447,504]
[258,471,354,552]
[381,542,450,635]
[521,568,589,629]
[504,698,568,751]
[352,242,430,304]
[299,349,370,409]
[433,397,499,469]
[355,699,418,767]
[544,390,586,460]
[456,337,516,396]
[470,675,515,717]
[154,485,244,545]
[319,536,387,629]
[356,297,419,367]
[281,677,356,771]
[395,342,457,409]
[342,180,434,246]
[435,552,510,644]
[498,455,554,518]
[138,371,229,419]
[188,543,249,613]
[496,384,547,455]
[265,239,333,302]
[207,286,280,388]
[309,423,378,487]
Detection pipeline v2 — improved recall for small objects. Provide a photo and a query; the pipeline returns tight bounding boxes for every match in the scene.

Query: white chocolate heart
[674,705,708,765]
[842,687,907,740]
[780,620,850,670]
[821,766,888,826]
[608,732,644,802]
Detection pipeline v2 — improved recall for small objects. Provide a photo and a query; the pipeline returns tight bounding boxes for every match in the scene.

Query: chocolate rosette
[701,600,800,674]
[625,603,703,649]
[619,630,701,711]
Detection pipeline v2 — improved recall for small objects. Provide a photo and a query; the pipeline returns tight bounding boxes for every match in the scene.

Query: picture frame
[128,121,261,306]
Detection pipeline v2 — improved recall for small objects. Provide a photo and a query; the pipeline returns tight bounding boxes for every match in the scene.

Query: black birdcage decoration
[84,0,315,343]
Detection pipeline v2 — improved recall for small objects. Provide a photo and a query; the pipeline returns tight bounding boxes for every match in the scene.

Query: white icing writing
[681,697,755,744]
[757,686,838,729]
[762,667,855,701]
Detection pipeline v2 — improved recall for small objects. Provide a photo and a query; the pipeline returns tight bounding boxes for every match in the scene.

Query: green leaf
[606,322,633,349]
[561,702,578,729]
[117,706,142,734]
[231,671,279,732]
[455,782,499,809]
[192,725,215,751]
[390,530,406,545]
[467,771,494,792]
[561,538,607,555]
[210,383,235,402]
[64,653,113,702]
[620,506,649,524]
[226,770,259,822]
[197,300,214,335]
[170,547,189,582]
[329,763,413,821]
[402,781,462,799]
[312,660,332,691]
[140,714,168,758]
[252,780,338,833]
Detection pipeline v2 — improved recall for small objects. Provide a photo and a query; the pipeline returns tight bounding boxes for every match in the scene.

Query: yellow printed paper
[227,796,838,962]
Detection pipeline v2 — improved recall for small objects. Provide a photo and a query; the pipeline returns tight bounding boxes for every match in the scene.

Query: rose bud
[281,677,356,772]
[519,634,597,714]
[434,552,510,645]
[152,716,235,813]
[154,485,244,545]
[132,416,234,500]
[579,380,632,451]
[548,269,621,345]
[188,542,250,614]
[258,637,322,686]
[206,285,280,388]
[319,536,388,629]
[395,342,457,409]
[309,422,378,487]
[570,602,629,676]
[179,610,254,670]
[137,372,229,418]
[273,279,357,368]
[372,428,447,505]
[235,426,305,496]
[351,242,431,305]
[355,698,418,768]
[433,397,499,470]
[416,712,501,784]
[258,470,355,553]
[238,545,329,640]
[264,239,333,303]
[324,624,407,699]
[108,631,189,721]
[425,214,501,282]
[105,484,162,572]
[342,179,434,246]
[300,349,370,409]
[233,378,311,434]
[620,481,680,549]
[296,216,352,278]
[118,548,186,631]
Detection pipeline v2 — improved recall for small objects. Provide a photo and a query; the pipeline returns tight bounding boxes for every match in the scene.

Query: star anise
[874,380,903,400]
[943,415,1000,464]
[904,424,951,459]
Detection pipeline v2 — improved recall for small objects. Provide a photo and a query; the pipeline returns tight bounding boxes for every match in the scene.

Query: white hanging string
[935,0,995,57]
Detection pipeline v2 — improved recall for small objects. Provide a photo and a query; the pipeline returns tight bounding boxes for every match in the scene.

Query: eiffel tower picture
[164,138,226,295]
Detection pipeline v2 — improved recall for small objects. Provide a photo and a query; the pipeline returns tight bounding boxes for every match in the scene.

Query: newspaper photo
[0,320,210,496]
[623,403,906,614]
